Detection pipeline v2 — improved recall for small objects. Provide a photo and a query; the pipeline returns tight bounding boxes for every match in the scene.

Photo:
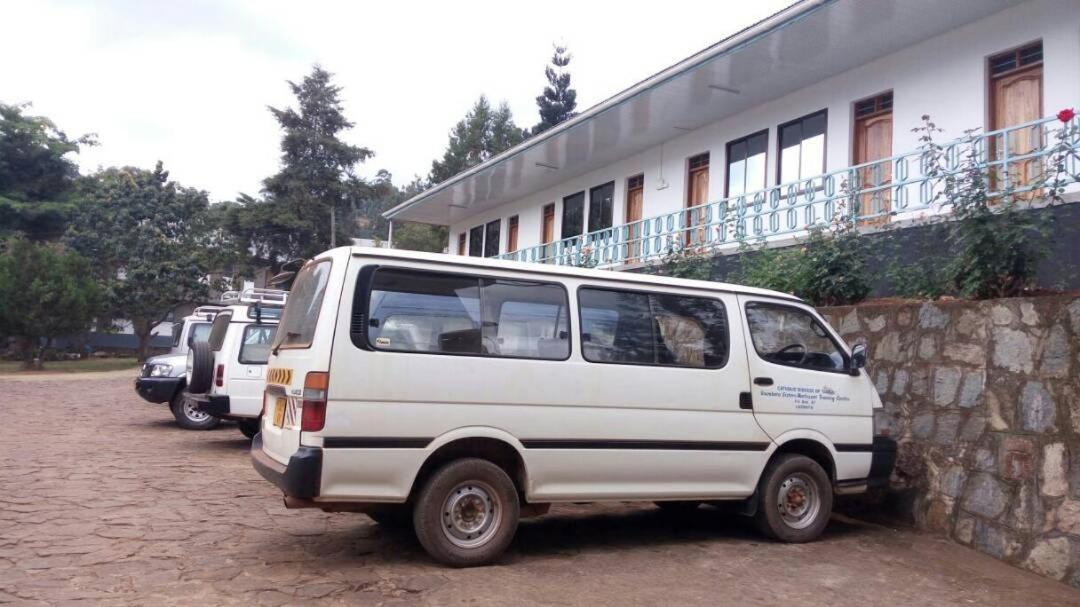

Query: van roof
[317,246,801,303]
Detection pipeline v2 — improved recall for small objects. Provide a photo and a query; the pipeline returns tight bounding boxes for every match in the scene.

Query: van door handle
[754,377,774,386]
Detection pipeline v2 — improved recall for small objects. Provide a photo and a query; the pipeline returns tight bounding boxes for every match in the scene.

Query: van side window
[239,325,277,364]
[208,313,232,352]
[367,268,570,360]
[744,302,846,372]
[578,287,728,368]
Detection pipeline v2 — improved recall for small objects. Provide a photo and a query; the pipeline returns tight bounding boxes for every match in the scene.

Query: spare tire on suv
[186,340,214,394]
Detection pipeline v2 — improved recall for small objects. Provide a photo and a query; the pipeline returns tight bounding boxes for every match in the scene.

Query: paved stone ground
[2,375,1079,606]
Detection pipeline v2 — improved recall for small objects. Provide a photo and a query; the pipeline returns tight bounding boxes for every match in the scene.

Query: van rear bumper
[251,433,322,499]
[191,393,230,417]
[867,436,897,489]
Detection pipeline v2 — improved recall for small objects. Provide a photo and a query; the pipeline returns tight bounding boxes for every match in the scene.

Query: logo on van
[267,368,293,386]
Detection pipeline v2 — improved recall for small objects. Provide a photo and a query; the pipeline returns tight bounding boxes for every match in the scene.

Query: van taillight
[300,372,329,432]
[215,364,224,387]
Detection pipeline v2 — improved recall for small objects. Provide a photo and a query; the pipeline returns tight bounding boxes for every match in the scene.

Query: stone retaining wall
[821,295,1080,585]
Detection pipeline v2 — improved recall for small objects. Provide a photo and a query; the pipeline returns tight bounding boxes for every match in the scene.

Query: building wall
[449,0,1080,255]
[820,295,1080,585]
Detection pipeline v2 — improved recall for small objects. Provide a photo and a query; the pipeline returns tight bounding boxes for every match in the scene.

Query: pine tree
[533,45,577,135]
[429,96,525,184]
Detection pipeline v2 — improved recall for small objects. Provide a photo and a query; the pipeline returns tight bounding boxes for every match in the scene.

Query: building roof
[324,245,802,301]
[384,0,1021,226]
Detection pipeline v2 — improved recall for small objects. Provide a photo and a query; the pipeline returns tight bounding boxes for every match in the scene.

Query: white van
[251,247,896,566]
[187,289,286,438]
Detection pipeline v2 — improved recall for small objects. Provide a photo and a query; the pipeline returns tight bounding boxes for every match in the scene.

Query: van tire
[413,458,519,567]
[238,418,260,439]
[753,454,832,543]
[170,392,220,431]
[654,501,701,516]
[186,341,214,394]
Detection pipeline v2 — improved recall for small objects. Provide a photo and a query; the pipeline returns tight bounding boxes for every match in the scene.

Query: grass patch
[0,357,140,375]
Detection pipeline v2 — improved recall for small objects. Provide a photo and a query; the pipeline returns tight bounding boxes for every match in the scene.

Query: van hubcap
[776,473,820,530]
[442,482,500,549]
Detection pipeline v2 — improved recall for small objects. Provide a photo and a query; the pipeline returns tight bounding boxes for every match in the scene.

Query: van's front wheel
[754,454,832,542]
[413,458,519,567]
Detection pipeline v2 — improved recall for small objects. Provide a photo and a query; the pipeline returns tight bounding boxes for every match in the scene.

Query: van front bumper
[134,377,183,404]
[867,436,898,489]
[250,433,322,498]
[191,393,230,418]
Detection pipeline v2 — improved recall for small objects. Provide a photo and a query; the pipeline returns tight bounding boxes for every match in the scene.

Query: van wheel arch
[769,439,836,484]
[410,437,528,503]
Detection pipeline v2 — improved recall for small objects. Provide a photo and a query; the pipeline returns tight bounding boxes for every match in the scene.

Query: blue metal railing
[498,112,1080,268]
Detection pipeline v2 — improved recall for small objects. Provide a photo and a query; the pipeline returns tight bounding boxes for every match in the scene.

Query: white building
[385,0,1080,267]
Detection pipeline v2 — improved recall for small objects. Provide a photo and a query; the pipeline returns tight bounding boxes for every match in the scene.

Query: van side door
[737,296,873,482]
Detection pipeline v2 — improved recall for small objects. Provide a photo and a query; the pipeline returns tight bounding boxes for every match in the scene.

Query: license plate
[273,397,286,427]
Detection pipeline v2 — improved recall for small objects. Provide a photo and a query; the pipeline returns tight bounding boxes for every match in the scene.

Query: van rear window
[273,260,332,350]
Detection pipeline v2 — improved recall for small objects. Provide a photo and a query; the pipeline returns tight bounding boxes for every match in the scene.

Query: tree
[248,65,373,266]
[67,163,212,360]
[429,96,526,184]
[533,45,577,135]
[0,102,96,241]
[0,237,103,368]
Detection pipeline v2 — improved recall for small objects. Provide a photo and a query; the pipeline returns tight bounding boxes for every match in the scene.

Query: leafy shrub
[658,242,714,281]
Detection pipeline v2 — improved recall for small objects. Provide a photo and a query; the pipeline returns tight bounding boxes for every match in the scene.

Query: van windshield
[272,260,332,350]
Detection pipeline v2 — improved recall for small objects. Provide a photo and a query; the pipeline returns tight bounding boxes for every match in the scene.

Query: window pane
[652,294,728,368]
[468,226,484,257]
[239,325,277,364]
[779,122,802,185]
[187,323,211,348]
[273,260,332,349]
[482,280,569,359]
[745,135,767,193]
[580,288,728,368]
[800,132,825,180]
[580,288,654,364]
[727,139,747,197]
[369,270,481,354]
[562,192,584,239]
[484,220,501,257]
[587,182,614,233]
[745,303,846,372]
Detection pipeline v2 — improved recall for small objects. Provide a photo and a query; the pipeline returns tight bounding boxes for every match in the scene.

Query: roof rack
[191,305,227,318]
[220,288,288,306]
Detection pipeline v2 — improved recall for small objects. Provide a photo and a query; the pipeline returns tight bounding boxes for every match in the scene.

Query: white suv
[187,289,286,438]
[135,305,225,430]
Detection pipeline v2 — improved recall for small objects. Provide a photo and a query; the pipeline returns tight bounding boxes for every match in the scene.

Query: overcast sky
[2,0,793,201]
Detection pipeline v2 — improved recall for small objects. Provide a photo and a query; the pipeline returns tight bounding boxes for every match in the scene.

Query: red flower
[1058,108,1076,123]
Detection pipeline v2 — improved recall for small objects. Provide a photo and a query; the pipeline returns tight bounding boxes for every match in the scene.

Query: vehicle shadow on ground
[260,505,870,568]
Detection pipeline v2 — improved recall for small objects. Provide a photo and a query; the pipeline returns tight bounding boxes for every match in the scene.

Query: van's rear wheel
[413,458,519,567]
[238,418,260,439]
[754,454,832,542]
[170,392,219,431]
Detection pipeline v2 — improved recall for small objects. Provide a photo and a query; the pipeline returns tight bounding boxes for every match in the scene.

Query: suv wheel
[170,392,220,431]
[413,458,519,567]
[238,417,260,439]
[754,454,832,542]
[186,341,214,394]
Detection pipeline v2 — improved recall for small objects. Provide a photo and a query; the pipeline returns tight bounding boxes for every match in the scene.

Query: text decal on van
[267,368,293,386]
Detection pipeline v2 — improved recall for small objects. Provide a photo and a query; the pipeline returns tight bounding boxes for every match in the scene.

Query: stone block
[954,515,975,544]
[1010,482,1042,532]
[963,473,1009,519]
[918,336,937,360]
[867,315,886,332]
[1020,381,1056,432]
[991,305,1014,326]
[1022,537,1070,580]
[992,327,1034,374]
[874,369,889,394]
[1041,443,1068,498]
[925,498,953,533]
[891,369,909,396]
[941,465,967,498]
[911,412,936,440]
[1000,436,1036,482]
[876,332,904,363]
[986,391,1012,431]
[944,342,984,366]
[972,520,1019,559]
[959,415,985,442]
[957,372,984,409]
[919,303,949,330]
[1020,302,1039,326]
[934,412,963,445]
[839,310,860,335]
[932,368,962,406]
[1038,324,1070,378]
[910,368,929,397]
[1057,499,1080,536]
[974,445,997,474]
[956,309,987,339]
[1068,298,1080,333]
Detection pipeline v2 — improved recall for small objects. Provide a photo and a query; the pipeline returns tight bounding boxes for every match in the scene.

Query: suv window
[578,287,728,368]
[745,302,846,372]
[366,268,570,360]
[187,322,211,348]
[208,312,232,352]
[273,260,332,350]
[239,325,277,364]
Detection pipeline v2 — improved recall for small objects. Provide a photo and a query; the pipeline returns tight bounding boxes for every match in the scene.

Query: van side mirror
[849,343,867,375]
